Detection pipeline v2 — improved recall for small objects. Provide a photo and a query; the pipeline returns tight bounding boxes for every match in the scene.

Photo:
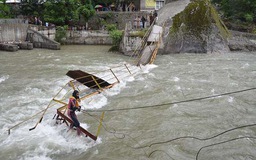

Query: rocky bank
[157,0,256,54]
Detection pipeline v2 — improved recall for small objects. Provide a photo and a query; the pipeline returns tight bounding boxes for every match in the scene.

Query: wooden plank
[66,70,111,89]
[137,45,156,65]
[147,25,163,42]
[57,110,97,141]
[55,79,119,141]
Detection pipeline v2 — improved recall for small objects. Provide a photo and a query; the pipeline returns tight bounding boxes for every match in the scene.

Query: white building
[140,0,165,11]
[5,0,21,3]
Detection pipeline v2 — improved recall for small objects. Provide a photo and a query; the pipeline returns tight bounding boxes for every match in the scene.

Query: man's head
[72,90,79,99]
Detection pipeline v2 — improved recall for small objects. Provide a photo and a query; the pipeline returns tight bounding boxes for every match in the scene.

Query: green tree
[77,0,95,23]
[211,0,256,23]
[105,24,123,48]
[55,25,68,43]
[0,0,11,18]
[43,0,80,26]
[20,0,45,18]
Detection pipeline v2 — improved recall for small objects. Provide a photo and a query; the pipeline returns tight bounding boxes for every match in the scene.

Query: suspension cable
[85,87,256,112]
[81,110,256,160]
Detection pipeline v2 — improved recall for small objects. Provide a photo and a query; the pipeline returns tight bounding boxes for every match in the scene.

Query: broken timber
[56,108,98,141]
[7,64,137,140]
[136,25,163,66]
[53,69,119,141]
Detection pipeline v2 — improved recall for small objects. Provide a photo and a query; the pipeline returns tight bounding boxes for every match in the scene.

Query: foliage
[253,28,256,34]
[106,24,117,32]
[109,29,123,46]
[19,0,95,26]
[244,13,254,23]
[211,0,256,23]
[20,0,45,17]
[102,22,123,50]
[77,0,95,22]
[129,29,148,38]
[55,25,68,44]
[43,0,80,26]
[0,0,11,18]
[106,12,114,19]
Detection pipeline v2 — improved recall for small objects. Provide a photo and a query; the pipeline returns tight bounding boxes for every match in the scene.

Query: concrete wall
[27,26,111,45]
[88,11,150,30]
[29,26,56,41]
[27,28,60,50]
[0,12,151,49]
[0,19,60,51]
[64,30,112,45]
[0,19,28,42]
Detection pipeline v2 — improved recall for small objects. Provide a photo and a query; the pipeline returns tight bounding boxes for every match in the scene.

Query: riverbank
[228,30,256,52]
[157,0,256,53]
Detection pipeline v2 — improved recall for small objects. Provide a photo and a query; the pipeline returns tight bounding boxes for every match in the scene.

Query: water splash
[0,75,9,83]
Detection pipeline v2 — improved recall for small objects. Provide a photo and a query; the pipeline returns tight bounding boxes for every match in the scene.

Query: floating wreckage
[7,24,163,141]
[49,70,115,141]
[8,66,140,140]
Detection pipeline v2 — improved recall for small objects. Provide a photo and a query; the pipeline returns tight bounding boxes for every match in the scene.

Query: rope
[80,109,149,157]
[135,123,256,149]
[147,136,256,159]
[148,149,174,159]
[81,110,256,160]
[79,87,256,159]
[196,136,256,160]
[84,87,256,112]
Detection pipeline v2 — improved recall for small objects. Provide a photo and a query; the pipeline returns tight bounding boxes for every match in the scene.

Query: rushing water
[0,45,256,160]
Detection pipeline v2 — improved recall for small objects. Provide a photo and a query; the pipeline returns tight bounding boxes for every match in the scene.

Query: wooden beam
[57,110,97,141]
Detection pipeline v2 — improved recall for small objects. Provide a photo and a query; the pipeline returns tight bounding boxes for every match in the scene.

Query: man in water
[67,90,82,135]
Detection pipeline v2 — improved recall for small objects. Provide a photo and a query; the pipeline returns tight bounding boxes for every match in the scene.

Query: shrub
[244,13,253,23]
[109,29,123,46]
[129,29,147,38]
[55,25,68,44]
[106,24,117,32]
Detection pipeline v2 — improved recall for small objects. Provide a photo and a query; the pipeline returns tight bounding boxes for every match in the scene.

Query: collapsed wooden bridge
[7,64,141,140]
[52,69,121,141]
[7,24,163,141]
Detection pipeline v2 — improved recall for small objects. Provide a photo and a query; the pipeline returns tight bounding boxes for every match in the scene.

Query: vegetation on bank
[211,0,256,33]
[0,0,130,26]
[105,24,123,51]
[1,0,255,33]
[0,0,11,18]
[170,0,255,34]
[129,29,148,38]
[55,26,68,44]
[105,24,148,51]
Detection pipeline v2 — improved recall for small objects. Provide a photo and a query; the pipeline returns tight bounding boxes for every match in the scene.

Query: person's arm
[73,99,82,111]
[70,99,77,112]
